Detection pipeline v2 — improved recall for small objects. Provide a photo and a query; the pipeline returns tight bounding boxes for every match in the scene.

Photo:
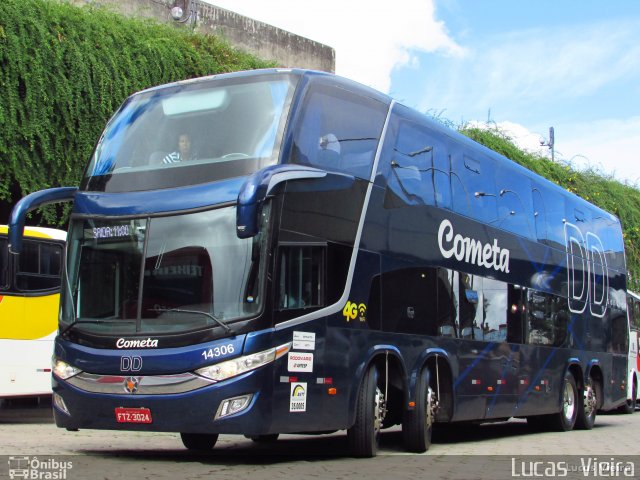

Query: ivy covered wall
[0,0,273,224]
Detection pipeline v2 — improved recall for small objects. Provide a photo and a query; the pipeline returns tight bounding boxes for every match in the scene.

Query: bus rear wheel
[619,381,637,414]
[402,368,436,453]
[348,366,385,457]
[180,432,218,451]
[576,376,599,430]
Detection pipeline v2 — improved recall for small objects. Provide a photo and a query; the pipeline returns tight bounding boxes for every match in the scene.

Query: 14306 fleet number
[201,344,235,360]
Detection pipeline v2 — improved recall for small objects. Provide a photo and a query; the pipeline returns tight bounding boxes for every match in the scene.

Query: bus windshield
[61,205,270,335]
[82,74,297,192]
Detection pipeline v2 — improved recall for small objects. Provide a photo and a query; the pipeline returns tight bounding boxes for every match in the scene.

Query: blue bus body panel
[73,178,245,216]
[55,336,247,376]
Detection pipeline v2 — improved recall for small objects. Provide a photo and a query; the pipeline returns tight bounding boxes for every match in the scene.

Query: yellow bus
[0,225,65,398]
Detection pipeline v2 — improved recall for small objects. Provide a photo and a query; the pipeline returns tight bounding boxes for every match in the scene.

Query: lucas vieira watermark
[511,457,635,477]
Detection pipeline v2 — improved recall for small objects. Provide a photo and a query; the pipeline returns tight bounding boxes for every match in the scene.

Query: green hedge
[0,0,273,222]
[461,126,640,290]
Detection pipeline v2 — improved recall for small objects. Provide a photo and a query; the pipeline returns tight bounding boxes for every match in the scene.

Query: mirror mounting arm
[236,164,326,239]
[8,187,78,254]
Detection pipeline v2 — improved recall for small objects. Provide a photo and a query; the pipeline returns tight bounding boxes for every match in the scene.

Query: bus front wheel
[348,366,385,457]
[556,371,579,431]
[180,432,218,451]
[402,367,436,453]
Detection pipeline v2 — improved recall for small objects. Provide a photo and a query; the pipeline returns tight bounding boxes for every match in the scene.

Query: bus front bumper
[51,368,276,435]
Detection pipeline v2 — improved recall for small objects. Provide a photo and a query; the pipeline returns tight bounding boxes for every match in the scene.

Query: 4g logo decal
[343,301,367,322]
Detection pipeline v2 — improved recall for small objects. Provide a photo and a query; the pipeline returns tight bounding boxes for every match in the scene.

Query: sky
[205,0,640,185]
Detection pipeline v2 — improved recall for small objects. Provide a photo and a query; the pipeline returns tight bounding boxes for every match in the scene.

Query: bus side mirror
[8,187,77,254]
[236,165,326,239]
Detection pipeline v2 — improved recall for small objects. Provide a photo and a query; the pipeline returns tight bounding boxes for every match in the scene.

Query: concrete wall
[69,0,335,73]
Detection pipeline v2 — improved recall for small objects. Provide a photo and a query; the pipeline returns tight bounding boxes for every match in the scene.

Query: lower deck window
[278,245,325,310]
[526,291,568,346]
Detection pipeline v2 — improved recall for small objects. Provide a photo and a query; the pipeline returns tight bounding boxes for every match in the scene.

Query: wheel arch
[408,348,454,422]
[565,359,584,409]
[585,360,604,410]
[347,345,407,428]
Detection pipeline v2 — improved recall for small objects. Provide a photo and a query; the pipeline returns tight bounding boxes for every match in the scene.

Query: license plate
[115,407,152,424]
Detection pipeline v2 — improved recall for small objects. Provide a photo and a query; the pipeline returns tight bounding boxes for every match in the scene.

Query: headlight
[52,358,83,380]
[196,342,291,382]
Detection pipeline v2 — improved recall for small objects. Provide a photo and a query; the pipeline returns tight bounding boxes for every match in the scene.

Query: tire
[619,382,637,414]
[551,371,578,431]
[403,368,435,453]
[180,432,219,451]
[576,376,599,430]
[348,366,384,457]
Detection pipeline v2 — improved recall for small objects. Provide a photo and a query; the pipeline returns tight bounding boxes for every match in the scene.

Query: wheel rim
[425,386,436,430]
[374,386,386,435]
[583,384,597,418]
[563,380,576,421]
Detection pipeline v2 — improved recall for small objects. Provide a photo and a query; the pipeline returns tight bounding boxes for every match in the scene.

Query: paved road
[1,399,638,479]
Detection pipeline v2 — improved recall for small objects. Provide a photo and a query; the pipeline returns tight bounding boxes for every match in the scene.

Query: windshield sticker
[292,331,316,350]
[87,224,131,240]
[288,352,313,372]
[290,382,307,412]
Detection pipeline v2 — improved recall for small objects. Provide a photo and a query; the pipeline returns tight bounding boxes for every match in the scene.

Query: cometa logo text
[116,338,159,349]
[438,219,510,273]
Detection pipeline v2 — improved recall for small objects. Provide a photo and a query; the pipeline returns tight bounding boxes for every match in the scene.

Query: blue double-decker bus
[8,69,629,456]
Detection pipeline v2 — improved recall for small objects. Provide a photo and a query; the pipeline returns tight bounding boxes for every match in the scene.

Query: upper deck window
[82,74,297,192]
[289,82,387,180]
[382,111,452,209]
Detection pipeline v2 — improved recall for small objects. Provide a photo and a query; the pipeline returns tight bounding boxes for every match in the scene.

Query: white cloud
[203,0,464,92]
[414,18,640,185]
[418,19,640,120]
[468,119,640,186]
[556,117,640,185]
[466,120,548,154]
[481,24,640,103]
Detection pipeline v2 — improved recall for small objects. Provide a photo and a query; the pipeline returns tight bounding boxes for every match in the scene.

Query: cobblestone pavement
[1,402,638,480]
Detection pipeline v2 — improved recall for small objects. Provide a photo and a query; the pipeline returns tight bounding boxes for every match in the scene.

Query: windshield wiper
[153,308,232,334]
[59,319,136,337]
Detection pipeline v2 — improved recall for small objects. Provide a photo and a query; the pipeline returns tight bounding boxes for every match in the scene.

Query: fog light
[215,394,253,420]
[53,393,70,416]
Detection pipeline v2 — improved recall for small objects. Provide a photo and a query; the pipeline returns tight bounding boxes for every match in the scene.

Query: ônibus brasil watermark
[7,456,73,480]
